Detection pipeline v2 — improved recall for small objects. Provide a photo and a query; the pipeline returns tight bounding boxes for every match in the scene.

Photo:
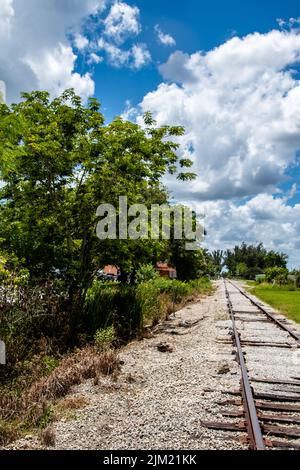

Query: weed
[40,426,56,447]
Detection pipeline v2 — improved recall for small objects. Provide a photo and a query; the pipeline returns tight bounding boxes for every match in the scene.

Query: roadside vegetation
[0,89,215,445]
[0,272,212,446]
[246,283,300,324]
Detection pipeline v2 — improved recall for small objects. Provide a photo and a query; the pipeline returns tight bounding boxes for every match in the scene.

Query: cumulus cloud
[97,1,149,68]
[194,193,300,268]
[73,33,90,51]
[138,29,300,203]
[98,38,150,69]
[0,1,153,101]
[135,28,300,264]
[0,0,14,40]
[24,44,95,100]
[98,37,130,67]
[155,24,176,47]
[0,0,105,102]
[88,52,103,65]
[103,1,141,44]
[131,44,151,69]
[277,17,300,31]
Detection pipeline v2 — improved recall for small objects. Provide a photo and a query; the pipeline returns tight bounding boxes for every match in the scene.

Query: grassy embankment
[246,282,300,324]
[0,276,213,446]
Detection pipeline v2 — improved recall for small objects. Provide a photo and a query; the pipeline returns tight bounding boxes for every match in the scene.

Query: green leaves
[0,88,197,295]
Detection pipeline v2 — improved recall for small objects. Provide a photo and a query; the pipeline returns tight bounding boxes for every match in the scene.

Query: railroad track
[203,280,300,450]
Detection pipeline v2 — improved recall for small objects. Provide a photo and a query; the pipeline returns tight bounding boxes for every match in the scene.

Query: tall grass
[83,276,213,340]
[0,275,212,445]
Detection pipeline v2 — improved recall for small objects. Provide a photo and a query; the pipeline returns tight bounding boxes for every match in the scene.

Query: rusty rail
[228,280,300,344]
[224,280,265,449]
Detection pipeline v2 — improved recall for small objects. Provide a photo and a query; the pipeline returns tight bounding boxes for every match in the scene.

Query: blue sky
[77,0,300,120]
[1,0,300,266]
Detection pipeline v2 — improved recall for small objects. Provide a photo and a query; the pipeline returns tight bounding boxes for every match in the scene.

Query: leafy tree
[207,250,224,276]
[170,244,206,281]
[265,267,288,283]
[0,89,195,336]
[264,250,288,269]
[236,262,248,278]
[224,243,288,279]
[135,263,159,284]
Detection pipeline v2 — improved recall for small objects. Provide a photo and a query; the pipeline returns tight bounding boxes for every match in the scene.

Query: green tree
[224,243,288,279]
[236,262,248,278]
[264,250,287,269]
[0,89,195,337]
[265,267,288,283]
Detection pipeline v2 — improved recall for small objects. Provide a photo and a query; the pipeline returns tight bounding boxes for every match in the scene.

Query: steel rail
[224,280,266,450]
[228,280,300,344]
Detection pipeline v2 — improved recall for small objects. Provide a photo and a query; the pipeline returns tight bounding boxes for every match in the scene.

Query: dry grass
[40,426,56,447]
[23,347,120,409]
[54,395,89,420]
[0,346,122,445]
[0,420,19,446]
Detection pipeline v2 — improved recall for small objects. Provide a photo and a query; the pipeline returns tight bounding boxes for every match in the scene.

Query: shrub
[135,264,159,284]
[97,349,121,376]
[94,326,116,351]
[136,281,160,324]
[113,286,144,340]
[151,278,191,302]
[0,419,19,446]
[265,267,288,284]
[189,277,212,294]
[40,426,56,447]
[84,281,117,334]
[0,283,68,367]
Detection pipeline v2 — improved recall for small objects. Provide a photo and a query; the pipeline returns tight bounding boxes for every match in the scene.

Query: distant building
[103,265,119,276]
[156,262,177,279]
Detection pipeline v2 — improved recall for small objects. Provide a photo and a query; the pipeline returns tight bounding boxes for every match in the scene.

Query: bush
[113,286,144,340]
[135,264,159,284]
[151,278,191,302]
[136,281,161,324]
[189,277,212,294]
[0,283,68,367]
[84,281,117,334]
[94,326,116,351]
[265,267,288,284]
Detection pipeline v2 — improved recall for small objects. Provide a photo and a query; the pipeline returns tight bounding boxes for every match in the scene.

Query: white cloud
[194,193,300,268]
[98,37,150,69]
[155,24,176,47]
[131,44,151,69]
[88,52,104,64]
[135,28,300,265]
[0,80,6,102]
[277,17,300,31]
[103,1,141,45]
[137,29,300,203]
[122,99,138,120]
[73,33,89,51]
[24,44,95,102]
[0,0,14,40]
[0,0,105,102]
[98,37,130,67]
